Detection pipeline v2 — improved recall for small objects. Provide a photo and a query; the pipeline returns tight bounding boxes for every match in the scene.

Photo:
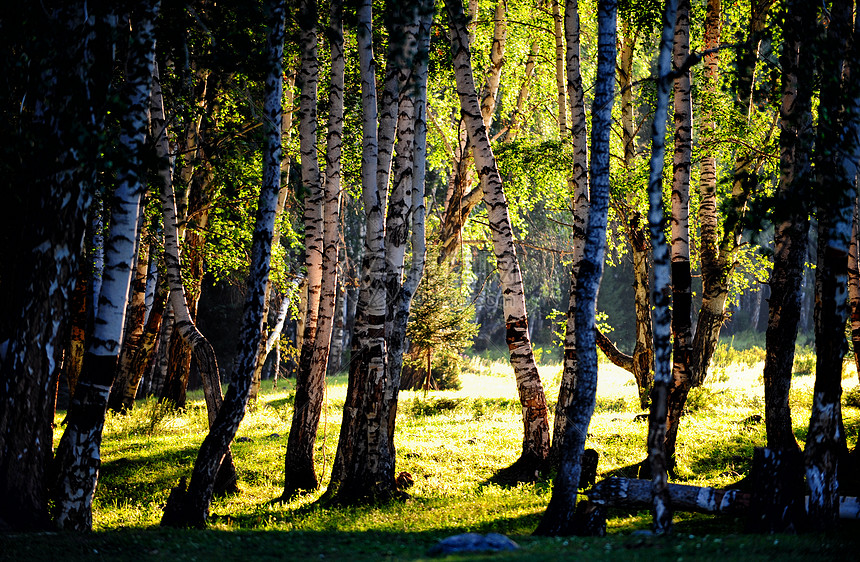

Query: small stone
[235,436,253,443]
[631,530,654,537]
[427,533,519,556]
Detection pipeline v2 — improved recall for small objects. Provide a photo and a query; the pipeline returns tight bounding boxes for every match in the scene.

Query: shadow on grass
[98,445,205,505]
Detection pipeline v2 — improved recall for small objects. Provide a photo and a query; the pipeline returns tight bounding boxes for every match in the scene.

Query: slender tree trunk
[50,3,159,530]
[446,0,550,478]
[763,0,814,454]
[549,0,590,468]
[645,0,678,536]
[161,0,286,527]
[284,0,342,497]
[535,0,616,535]
[437,0,506,263]
[849,196,860,383]
[150,62,238,495]
[665,0,693,471]
[691,0,773,385]
[108,208,150,412]
[250,67,296,402]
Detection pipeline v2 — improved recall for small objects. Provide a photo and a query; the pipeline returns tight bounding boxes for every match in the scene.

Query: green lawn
[2,354,858,560]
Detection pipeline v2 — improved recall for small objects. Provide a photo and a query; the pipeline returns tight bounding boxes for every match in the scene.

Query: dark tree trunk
[763,0,814,454]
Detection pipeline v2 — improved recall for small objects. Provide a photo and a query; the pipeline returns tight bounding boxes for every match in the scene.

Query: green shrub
[793,346,816,376]
[845,386,860,409]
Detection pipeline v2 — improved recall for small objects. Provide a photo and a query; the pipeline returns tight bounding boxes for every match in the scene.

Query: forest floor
[3,347,859,560]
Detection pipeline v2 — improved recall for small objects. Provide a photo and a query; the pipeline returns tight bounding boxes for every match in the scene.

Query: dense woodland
[0,0,858,540]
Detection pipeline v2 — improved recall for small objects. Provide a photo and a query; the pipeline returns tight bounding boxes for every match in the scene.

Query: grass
[3,355,859,560]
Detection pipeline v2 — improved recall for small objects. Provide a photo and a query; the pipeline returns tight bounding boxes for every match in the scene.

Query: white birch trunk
[645,0,678,536]
[51,2,159,530]
[161,0,287,527]
[445,0,550,473]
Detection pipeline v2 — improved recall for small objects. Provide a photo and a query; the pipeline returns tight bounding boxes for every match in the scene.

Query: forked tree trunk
[550,0,590,468]
[326,0,428,504]
[763,0,814,454]
[161,0,286,527]
[535,0,616,535]
[446,0,550,478]
[50,2,159,530]
[382,0,433,464]
[691,0,772,385]
[326,0,390,503]
[284,0,342,497]
[645,0,678,536]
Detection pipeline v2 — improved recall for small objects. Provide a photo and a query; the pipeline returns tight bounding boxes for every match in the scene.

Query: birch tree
[445,0,550,477]
[162,0,287,527]
[535,0,616,535]
[806,0,858,530]
[50,2,160,530]
[549,0,590,468]
[284,0,342,497]
[762,0,815,454]
[645,0,678,536]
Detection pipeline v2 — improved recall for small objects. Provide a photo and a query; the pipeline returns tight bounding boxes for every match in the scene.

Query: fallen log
[586,477,860,520]
[586,477,750,515]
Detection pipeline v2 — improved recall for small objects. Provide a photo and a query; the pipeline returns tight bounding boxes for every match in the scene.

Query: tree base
[160,477,207,529]
[489,453,548,486]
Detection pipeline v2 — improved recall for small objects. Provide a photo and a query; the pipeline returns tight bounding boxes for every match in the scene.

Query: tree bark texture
[446,0,550,476]
[284,0,342,497]
[535,0,615,535]
[0,2,116,531]
[550,0,592,468]
[806,0,857,531]
[151,61,238,497]
[327,0,393,503]
[50,2,159,530]
[665,0,693,471]
[161,0,286,527]
[645,0,678,536]
[763,0,814,454]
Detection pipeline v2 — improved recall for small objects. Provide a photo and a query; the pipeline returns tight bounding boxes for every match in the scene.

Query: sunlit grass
[31,354,859,560]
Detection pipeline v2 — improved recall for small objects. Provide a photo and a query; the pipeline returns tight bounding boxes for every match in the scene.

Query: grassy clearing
[3,354,859,560]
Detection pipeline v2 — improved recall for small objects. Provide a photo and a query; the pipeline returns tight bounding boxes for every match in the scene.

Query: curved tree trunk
[446,0,550,478]
[161,0,286,527]
[150,62,238,497]
[50,2,159,530]
[763,0,814,454]
[535,0,616,535]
